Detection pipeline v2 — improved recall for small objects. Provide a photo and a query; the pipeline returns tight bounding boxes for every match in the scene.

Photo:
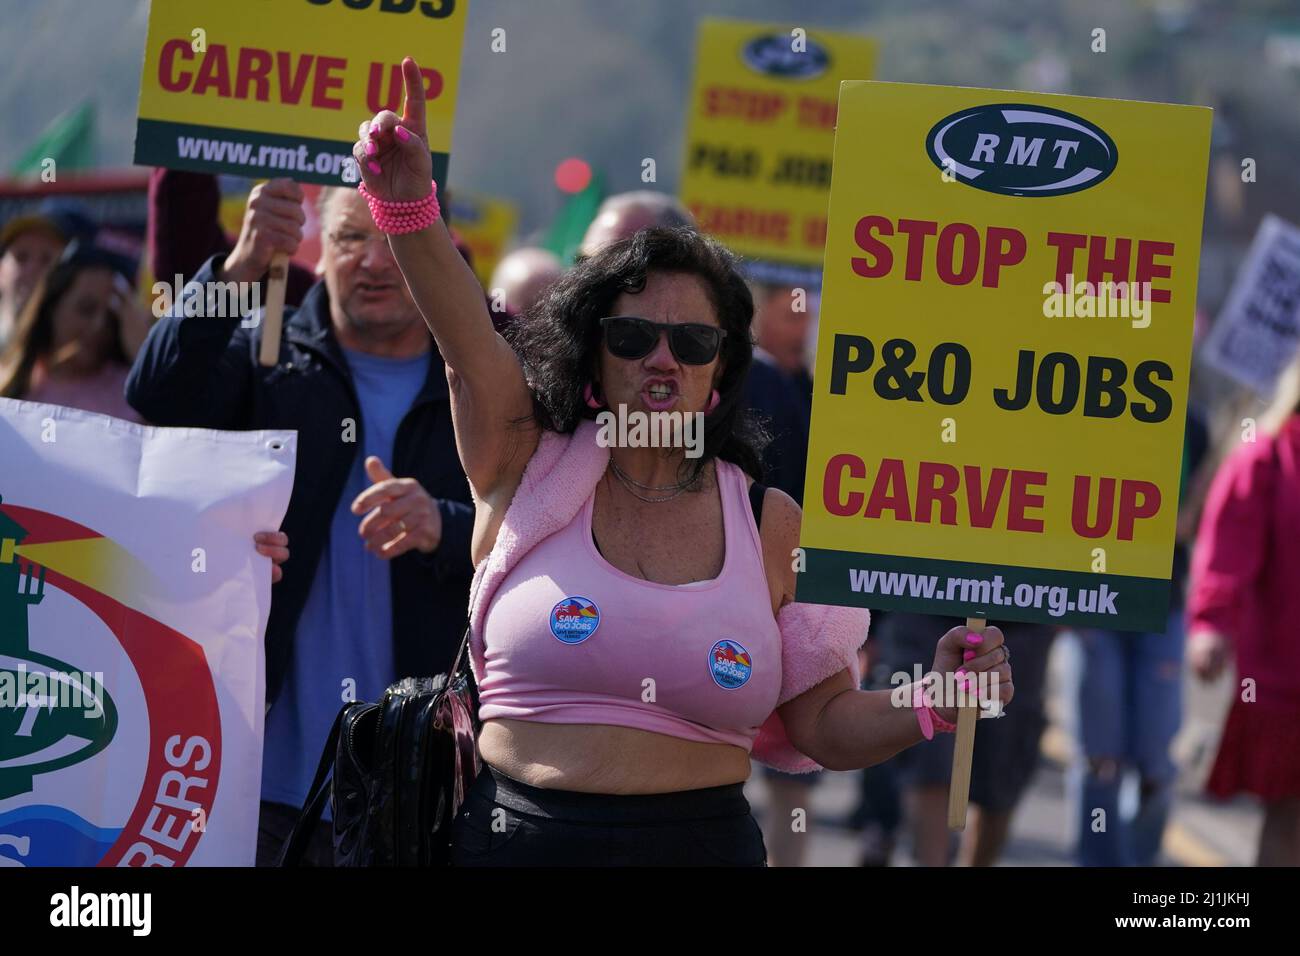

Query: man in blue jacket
[127,186,475,865]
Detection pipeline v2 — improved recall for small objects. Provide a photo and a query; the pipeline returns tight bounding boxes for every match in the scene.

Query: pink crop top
[476,458,782,750]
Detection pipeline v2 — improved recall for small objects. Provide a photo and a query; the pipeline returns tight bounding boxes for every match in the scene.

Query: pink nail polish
[365,140,377,156]
[956,667,968,677]
[367,160,382,175]
[963,649,976,661]
[967,632,984,644]
[395,125,411,142]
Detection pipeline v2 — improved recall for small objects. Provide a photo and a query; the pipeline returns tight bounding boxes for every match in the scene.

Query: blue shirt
[262,346,430,814]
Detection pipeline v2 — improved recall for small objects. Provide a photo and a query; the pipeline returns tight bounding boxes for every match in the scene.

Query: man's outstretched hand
[350,455,443,559]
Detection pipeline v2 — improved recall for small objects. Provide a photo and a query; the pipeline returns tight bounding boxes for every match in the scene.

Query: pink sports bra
[476,458,782,750]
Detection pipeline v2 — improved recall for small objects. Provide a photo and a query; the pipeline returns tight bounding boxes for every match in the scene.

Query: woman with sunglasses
[352,60,1013,866]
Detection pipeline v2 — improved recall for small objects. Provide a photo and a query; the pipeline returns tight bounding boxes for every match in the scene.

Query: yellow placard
[445,191,520,288]
[679,19,876,284]
[796,82,1211,632]
[134,0,468,186]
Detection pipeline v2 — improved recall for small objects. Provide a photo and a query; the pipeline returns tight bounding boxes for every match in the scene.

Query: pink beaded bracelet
[913,681,957,740]
[358,180,441,234]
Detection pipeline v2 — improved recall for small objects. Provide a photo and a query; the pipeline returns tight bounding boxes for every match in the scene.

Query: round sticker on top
[709,639,753,689]
[550,596,601,644]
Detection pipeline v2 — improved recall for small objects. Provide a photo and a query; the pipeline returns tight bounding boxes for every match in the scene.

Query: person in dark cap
[0,236,151,420]
[0,199,96,349]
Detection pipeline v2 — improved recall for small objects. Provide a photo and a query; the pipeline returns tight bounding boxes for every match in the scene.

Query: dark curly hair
[506,226,768,482]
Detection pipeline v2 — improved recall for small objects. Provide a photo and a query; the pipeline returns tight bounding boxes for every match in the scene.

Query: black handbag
[278,627,480,866]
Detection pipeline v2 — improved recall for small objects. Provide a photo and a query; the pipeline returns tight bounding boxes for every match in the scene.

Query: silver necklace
[608,459,701,503]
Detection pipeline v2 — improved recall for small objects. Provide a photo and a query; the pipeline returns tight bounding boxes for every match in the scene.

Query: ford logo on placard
[926,103,1118,197]
[741,33,830,79]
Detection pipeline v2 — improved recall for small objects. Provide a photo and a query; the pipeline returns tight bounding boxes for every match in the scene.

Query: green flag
[10,102,96,178]
[542,171,605,265]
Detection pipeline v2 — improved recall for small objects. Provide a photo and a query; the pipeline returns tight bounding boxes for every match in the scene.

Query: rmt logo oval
[742,34,830,79]
[926,103,1118,197]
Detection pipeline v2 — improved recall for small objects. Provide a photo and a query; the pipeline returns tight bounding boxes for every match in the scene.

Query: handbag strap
[449,624,471,682]
[277,702,349,867]
[451,624,481,719]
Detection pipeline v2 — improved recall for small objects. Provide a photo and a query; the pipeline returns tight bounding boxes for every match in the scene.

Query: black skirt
[450,764,768,867]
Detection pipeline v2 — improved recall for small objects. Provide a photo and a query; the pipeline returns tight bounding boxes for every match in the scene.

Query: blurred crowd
[1,164,1297,866]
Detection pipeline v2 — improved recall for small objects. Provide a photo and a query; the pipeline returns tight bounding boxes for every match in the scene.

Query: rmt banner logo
[926,103,1119,197]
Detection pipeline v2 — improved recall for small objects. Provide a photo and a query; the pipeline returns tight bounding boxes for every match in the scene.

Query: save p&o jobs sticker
[550,596,600,644]
[709,639,753,689]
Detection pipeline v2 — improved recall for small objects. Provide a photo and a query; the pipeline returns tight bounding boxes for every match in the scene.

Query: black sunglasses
[599,316,727,365]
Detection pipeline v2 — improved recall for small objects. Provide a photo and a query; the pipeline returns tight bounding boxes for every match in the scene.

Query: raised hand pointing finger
[352,57,432,202]
[400,56,428,143]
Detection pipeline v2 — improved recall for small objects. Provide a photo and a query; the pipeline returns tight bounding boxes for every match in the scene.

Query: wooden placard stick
[257,252,290,367]
[947,615,985,830]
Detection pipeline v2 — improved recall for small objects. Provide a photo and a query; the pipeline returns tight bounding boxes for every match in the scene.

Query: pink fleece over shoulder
[467,422,610,685]
[751,601,872,774]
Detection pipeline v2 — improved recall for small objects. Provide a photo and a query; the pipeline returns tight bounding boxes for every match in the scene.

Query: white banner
[0,397,295,866]
[1202,214,1300,395]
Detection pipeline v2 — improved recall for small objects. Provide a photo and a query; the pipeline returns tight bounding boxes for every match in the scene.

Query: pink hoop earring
[583,382,604,409]
[707,389,720,413]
